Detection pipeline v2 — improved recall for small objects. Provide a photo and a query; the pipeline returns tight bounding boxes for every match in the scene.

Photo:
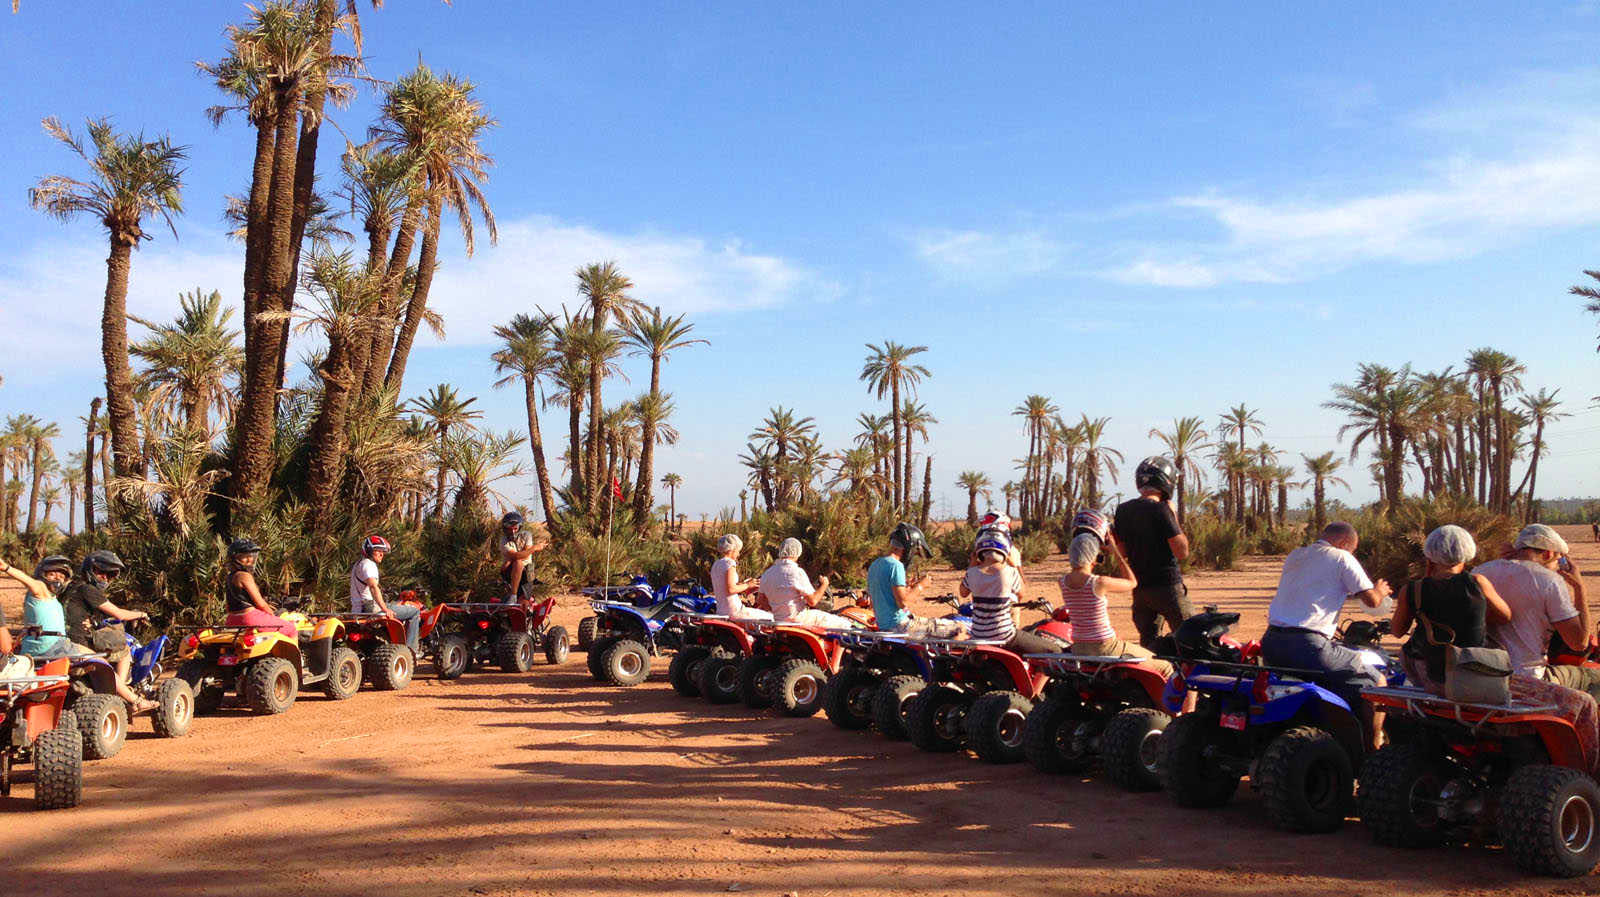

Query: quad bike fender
[308,617,344,641]
[602,606,655,639]
[1254,681,1351,726]
[1108,663,1172,708]
[525,597,555,627]
[20,693,66,743]
[416,605,449,639]
[698,619,754,654]
[963,645,1035,694]
[1302,701,1367,764]
[771,627,833,668]
[130,635,168,685]
[69,658,119,696]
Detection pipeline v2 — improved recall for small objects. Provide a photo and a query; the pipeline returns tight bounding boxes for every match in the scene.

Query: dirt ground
[3,525,1599,897]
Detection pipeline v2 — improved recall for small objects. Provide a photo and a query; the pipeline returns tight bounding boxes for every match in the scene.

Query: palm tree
[854,412,892,491]
[409,384,482,517]
[24,419,60,533]
[1324,364,1422,516]
[900,401,939,512]
[340,141,421,397]
[492,313,559,522]
[30,117,185,480]
[660,472,683,532]
[446,430,526,514]
[1516,389,1565,522]
[1077,415,1122,509]
[1002,481,1018,517]
[130,288,244,433]
[376,62,498,394]
[750,406,817,509]
[621,306,706,523]
[737,443,776,512]
[1012,395,1059,521]
[956,471,991,526]
[1570,269,1600,354]
[1472,349,1525,512]
[1301,452,1349,532]
[61,460,84,537]
[1149,416,1210,524]
[860,342,931,512]
[739,489,748,522]
[573,262,642,511]
[630,392,678,514]
[1216,404,1262,523]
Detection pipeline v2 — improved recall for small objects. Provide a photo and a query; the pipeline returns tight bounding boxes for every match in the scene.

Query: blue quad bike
[586,590,717,687]
[1157,609,1398,833]
[576,575,711,650]
[65,619,195,760]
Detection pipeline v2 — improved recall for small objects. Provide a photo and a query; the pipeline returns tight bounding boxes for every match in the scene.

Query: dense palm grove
[3,0,1597,626]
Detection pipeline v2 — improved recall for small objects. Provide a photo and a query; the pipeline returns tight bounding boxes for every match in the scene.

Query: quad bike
[63,618,194,760]
[0,654,83,809]
[666,614,758,702]
[577,575,712,650]
[319,612,417,691]
[584,596,707,687]
[1020,651,1180,791]
[422,596,568,680]
[1158,610,1397,833]
[175,598,362,715]
[1360,684,1600,877]
[822,629,930,735]
[726,619,857,717]
[814,588,877,628]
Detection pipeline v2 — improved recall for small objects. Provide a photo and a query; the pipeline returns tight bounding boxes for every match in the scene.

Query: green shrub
[1253,525,1307,556]
[936,524,978,570]
[1185,515,1244,572]
[1016,531,1054,565]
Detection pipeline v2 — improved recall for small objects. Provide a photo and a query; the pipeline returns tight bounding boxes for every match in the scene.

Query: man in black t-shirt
[61,551,152,710]
[1112,457,1192,648]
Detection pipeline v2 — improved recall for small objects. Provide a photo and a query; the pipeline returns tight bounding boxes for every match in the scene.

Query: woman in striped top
[959,531,1064,654]
[1059,533,1174,678]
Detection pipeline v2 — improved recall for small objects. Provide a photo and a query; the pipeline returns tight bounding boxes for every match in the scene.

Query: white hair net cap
[1423,525,1477,567]
[1515,524,1570,555]
[1068,533,1101,568]
[777,537,803,560]
[717,533,743,554]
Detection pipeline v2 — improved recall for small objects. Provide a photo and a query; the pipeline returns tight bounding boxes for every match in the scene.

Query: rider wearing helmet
[958,530,1058,652]
[57,550,157,710]
[0,554,74,660]
[1113,457,1192,648]
[496,511,543,603]
[867,523,964,639]
[223,538,297,639]
[350,535,419,651]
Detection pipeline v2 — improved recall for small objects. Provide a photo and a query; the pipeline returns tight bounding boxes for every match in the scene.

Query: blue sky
[3,1,1599,520]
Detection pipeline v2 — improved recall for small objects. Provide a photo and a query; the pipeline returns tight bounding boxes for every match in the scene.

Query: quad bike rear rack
[1026,652,1162,673]
[1363,685,1558,732]
[0,675,69,696]
[906,636,1008,655]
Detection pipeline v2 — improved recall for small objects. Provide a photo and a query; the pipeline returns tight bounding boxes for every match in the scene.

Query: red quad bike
[323,612,417,691]
[730,620,853,718]
[667,614,757,703]
[905,643,1075,762]
[1020,652,1177,791]
[1,656,83,810]
[423,596,569,680]
[1360,685,1600,877]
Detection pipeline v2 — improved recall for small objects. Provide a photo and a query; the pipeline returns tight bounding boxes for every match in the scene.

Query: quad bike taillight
[1252,670,1271,704]
[477,620,490,630]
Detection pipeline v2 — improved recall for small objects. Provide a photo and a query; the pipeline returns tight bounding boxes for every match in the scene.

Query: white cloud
[910,228,1065,281]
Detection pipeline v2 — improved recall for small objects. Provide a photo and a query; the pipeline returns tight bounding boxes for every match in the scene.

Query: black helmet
[81,549,126,579]
[1135,456,1179,498]
[1173,608,1242,663]
[228,538,262,557]
[501,511,523,531]
[888,522,931,560]
[34,555,73,581]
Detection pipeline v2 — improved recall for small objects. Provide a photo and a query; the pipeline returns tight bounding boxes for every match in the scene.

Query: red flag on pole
[611,477,622,500]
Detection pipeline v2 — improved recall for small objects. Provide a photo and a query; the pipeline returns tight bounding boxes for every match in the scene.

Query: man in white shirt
[497,512,544,603]
[350,535,419,652]
[758,538,858,629]
[1260,521,1393,752]
[1477,524,1595,698]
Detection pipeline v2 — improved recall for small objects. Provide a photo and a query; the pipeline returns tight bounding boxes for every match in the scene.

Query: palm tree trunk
[384,194,443,395]
[521,376,556,523]
[67,488,76,538]
[567,398,583,496]
[304,336,353,522]
[240,118,277,365]
[83,397,99,534]
[433,425,450,518]
[363,197,423,401]
[903,436,915,518]
[101,237,141,480]
[25,440,43,533]
[890,383,903,512]
[920,456,932,528]
[97,432,112,524]
[632,356,662,525]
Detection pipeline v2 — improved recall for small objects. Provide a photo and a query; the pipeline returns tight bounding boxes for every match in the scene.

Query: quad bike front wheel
[906,684,972,753]
[1499,763,1600,877]
[601,639,651,687]
[1099,707,1171,792]
[823,667,880,730]
[669,646,712,697]
[965,690,1033,764]
[368,643,414,691]
[872,675,924,740]
[176,660,226,715]
[497,632,536,674]
[1256,725,1354,834]
[1357,743,1451,848]
[435,634,471,680]
[772,659,827,718]
[1158,710,1240,808]
[151,678,195,738]
[245,657,299,715]
[577,616,598,651]
[73,693,128,761]
[544,626,571,665]
[323,646,363,701]
[33,713,83,811]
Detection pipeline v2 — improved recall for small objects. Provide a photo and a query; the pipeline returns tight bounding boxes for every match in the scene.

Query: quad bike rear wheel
[1158,710,1240,808]
[151,677,195,738]
[323,646,363,701]
[73,693,127,760]
[872,675,924,740]
[738,655,780,709]
[1099,707,1171,792]
[544,626,571,665]
[33,714,82,811]
[244,657,299,715]
[368,643,414,691]
[823,667,880,730]
[906,684,972,753]
[176,660,226,715]
[772,659,827,717]
[1499,763,1600,877]
[435,634,470,680]
[1022,697,1091,774]
[497,631,536,674]
[577,616,598,651]
[965,690,1033,764]
[601,639,651,687]
[587,636,619,681]
[1256,725,1354,833]
[1357,743,1451,848]
[698,654,743,704]
[669,646,712,697]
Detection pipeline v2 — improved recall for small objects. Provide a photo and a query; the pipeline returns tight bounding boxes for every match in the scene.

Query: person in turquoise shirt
[0,554,75,658]
[867,523,965,638]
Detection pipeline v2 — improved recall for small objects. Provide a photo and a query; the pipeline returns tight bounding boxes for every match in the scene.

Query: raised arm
[0,558,48,598]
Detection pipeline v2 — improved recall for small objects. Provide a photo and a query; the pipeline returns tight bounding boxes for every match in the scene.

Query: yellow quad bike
[175,599,362,715]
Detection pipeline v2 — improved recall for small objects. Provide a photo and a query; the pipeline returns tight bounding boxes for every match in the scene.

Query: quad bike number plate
[218,655,239,666]
[1220,712,1247,731]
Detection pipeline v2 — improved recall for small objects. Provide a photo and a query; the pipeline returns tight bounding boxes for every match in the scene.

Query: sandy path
[1,526,1597,896]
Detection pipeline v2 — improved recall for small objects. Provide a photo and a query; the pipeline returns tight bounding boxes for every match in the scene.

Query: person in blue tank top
[0,554,75,659]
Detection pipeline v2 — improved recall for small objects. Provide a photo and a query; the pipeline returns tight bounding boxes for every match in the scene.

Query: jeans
[391,603,421,653]
[1131,581,1192,648]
